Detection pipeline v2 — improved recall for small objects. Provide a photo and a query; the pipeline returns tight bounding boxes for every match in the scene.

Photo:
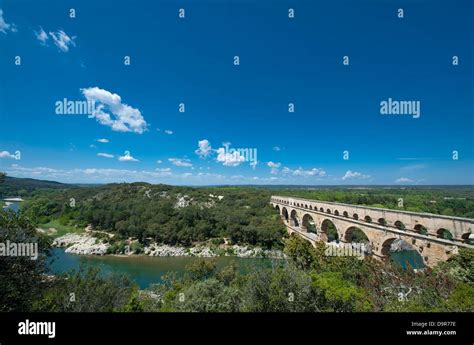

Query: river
[48,248,274,289]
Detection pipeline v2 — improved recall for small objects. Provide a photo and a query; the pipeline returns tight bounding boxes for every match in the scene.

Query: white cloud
[81,87,148,134]
[164,129,173,135]
[195,139,213,158]
[97,153,114,158]
[280,166,326,178]
[155,168,172,176]
[0,165,227,184]
[0,9,16,34]
[49,29,76,52]
[156,160,162,164]
[35,27,48,44]
[273,146,281,152]
[216,147,245,166]
[96,138,109,143]
[169,158,192,167]
[342,170,370,181]
[0,151,15,159]
[267,161,281,174]
[292,167,326,177]
[395,177,414,183]
[118,153,139,162]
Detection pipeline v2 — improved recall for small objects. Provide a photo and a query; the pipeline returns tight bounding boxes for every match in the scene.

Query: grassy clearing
[38,219,84,238]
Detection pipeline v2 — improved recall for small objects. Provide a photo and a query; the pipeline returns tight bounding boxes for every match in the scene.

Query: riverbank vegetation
[1,210,473,312]
[139,236,473,312]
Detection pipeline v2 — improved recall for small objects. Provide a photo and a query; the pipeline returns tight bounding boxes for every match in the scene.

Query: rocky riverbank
[145,243,285,259]
[53,233,110,255]
[53,233,286,259]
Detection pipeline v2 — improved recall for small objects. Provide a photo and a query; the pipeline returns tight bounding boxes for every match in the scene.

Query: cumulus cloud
[97,153,114,158]
[81,87,148,134]
[118,153,139,162]
[169,158,192,167]
[195,139,213,158]
[273,146,281,152]
[96,138,109,143]
[395,177,414,183]
[164,129,173,135]
[216,147,245,167]
[342,170,370,181]
[0,151,15,159]
[267,161,281,174]
[0,9,16,34]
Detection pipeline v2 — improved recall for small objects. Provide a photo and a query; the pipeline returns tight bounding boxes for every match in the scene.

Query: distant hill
[0,176,76,198]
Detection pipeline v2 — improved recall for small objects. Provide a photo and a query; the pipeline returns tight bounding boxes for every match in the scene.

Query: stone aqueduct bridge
[270,196,474,267]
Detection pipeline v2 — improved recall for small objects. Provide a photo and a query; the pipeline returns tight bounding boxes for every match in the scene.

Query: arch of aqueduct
[271,196,474,267]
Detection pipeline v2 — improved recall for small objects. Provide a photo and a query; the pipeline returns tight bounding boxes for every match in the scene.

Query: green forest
[19,183,287,249]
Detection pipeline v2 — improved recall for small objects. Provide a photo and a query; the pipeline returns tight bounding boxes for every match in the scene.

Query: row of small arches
[276,205,460,242]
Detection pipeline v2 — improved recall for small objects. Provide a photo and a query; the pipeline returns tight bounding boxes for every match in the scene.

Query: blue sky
[0,0,473,185]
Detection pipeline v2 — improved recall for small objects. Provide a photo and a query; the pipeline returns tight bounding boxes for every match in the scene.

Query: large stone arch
[281,207,289,223]
[344,226,370,243]
[290,209,300,227]
[321,219,339,242]
[379,237,426,268]
[380,238,397,258]
[302,214,317,233]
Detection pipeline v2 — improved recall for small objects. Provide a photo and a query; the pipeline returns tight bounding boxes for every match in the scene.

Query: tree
[283,235,319,270]
[168,279,241,312]
[311,271,373,312]
[34,266,142,312]
[434,248,474,284]
[185,258,217,281]
[240,264,320,312]
[0,210,51,311]
[445,283,474,312]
